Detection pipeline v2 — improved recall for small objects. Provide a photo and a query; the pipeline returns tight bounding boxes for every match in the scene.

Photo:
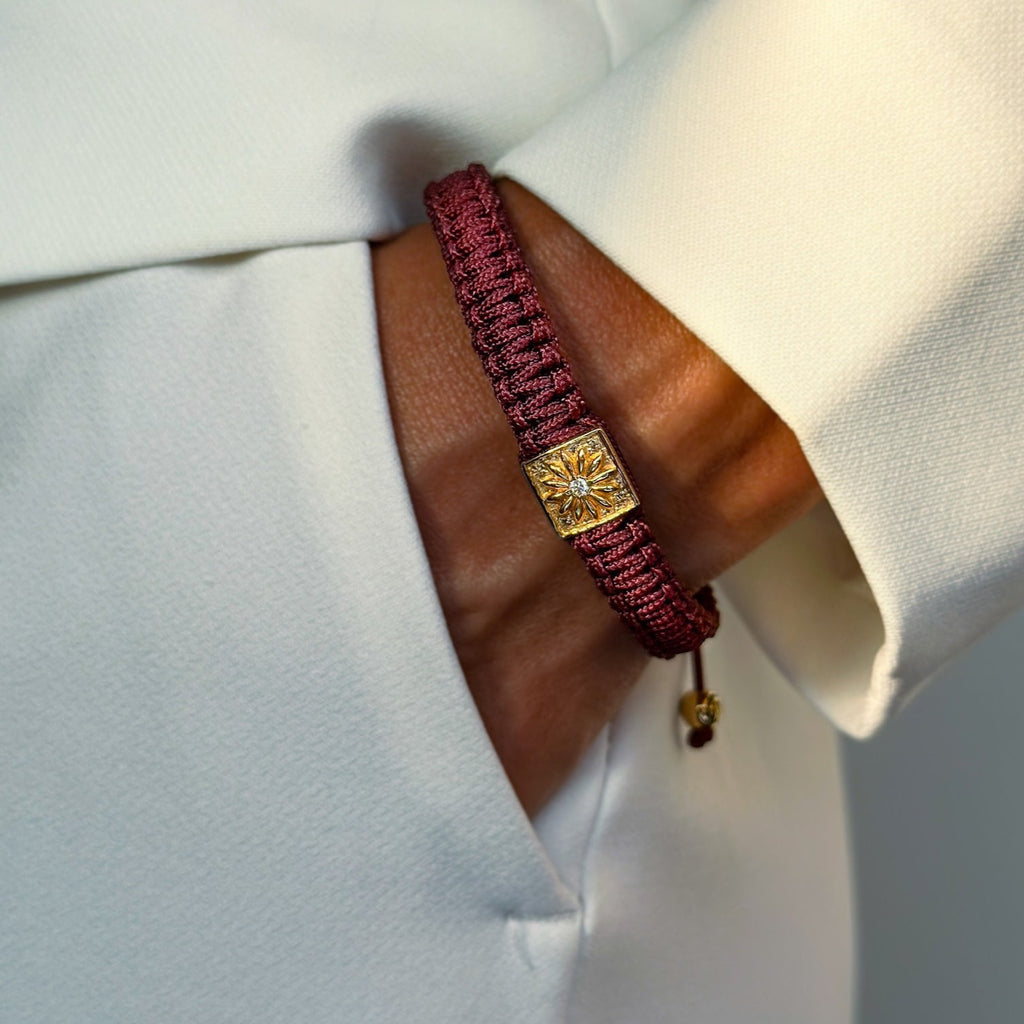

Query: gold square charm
[521,428,639,538]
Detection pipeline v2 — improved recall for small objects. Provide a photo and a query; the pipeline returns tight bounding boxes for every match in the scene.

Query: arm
[374,180,820,814]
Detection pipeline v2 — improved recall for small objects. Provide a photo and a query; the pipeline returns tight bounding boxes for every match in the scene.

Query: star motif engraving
[521,428,639,538]
[538,448,618,524]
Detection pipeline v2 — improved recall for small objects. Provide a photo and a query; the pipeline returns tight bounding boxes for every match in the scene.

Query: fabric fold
[497,0,1024,735]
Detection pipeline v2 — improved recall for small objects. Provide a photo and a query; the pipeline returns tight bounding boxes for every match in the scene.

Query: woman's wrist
[373,177,821,814]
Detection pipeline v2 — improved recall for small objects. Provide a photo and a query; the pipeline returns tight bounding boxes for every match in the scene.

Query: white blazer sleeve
[497,0,1024,737]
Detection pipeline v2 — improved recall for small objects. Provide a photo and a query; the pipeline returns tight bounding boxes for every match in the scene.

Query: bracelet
[422,164,719,662]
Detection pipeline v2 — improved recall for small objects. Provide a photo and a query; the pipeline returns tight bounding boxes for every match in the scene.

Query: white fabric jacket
[2,2,1021,1021]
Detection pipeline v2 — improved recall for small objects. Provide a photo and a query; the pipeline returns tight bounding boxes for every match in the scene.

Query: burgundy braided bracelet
[423,164,719,660]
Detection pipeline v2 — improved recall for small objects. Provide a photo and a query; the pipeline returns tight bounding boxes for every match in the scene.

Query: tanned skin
[374,181,821,816]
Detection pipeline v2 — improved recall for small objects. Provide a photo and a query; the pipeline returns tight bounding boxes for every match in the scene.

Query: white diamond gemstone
[568,477,591,498]
[695,693,721,726]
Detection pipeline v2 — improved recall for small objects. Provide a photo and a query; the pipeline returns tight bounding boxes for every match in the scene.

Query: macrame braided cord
[423,164,718,657]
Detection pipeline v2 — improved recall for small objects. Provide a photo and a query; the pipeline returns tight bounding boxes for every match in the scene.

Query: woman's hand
[373,181,821,816]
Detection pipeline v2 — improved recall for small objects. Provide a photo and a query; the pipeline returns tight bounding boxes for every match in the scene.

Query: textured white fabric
[0,248,578,1022]
[0,1,608,280]
[1,1,1020,1020]
[0,244,851,1023]
[499,0,1024,736]
[536,604,851,1024]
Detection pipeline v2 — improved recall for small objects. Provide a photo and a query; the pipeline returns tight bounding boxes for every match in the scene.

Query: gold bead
[679,690,721,729]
